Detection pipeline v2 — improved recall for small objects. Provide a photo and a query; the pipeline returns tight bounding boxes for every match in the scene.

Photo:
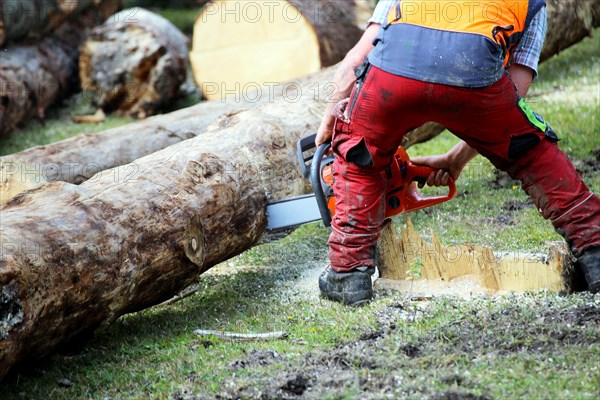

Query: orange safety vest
[368,0,545,87]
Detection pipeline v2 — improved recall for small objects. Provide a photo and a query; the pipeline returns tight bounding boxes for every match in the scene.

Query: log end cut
[190,0,368,100]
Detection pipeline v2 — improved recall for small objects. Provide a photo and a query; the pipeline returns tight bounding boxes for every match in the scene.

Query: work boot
[575,246,600,293]
[318,266,375,306]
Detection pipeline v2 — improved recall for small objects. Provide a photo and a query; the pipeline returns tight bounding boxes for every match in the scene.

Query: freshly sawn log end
[190,0,370,100]
[80,8,189,118]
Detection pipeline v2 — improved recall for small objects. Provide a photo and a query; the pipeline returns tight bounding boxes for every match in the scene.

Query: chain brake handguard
[296,134,456,227]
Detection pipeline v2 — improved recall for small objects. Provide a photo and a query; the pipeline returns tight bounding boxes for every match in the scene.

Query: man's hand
[316,114,335,147]
[411,141,479,186]
[315,23,381,147]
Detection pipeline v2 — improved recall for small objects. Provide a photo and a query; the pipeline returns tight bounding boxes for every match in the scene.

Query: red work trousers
[329,66,600,272]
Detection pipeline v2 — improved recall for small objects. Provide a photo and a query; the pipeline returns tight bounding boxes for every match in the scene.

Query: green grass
[153,8,198,35]
[1,24,599,400]
[0,92,133,156]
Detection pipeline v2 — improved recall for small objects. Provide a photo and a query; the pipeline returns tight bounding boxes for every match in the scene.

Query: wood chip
[71,109,106,124]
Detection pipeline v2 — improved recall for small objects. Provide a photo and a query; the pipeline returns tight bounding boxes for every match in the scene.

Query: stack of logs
[0,0,122,135]
[1,0,599,381]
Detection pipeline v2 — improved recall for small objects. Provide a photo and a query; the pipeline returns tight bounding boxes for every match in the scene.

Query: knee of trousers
[504,139,599,250]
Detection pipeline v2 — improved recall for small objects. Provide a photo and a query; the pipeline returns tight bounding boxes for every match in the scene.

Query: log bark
[540,0,600,62]
[0,68,333,204]
[289,0,374,67]
[79,8,189,118]
[0,73,325,379]
[0,0,117,46]
[0,0,121,136]
[191,0,372,100]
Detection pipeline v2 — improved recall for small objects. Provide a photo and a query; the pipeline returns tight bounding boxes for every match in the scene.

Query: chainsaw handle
[297,133,318,179]
[310,142,333,227]
[402,163,456,211]
[405,164,447,187]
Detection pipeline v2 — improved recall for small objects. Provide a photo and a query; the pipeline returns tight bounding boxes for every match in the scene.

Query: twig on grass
[193,330,288,342]
[157,284,201,307]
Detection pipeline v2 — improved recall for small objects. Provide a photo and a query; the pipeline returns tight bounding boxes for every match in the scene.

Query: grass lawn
[1,26,598,400]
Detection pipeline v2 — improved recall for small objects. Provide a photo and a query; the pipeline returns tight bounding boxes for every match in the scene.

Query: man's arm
[315,0,396,146]
[315,23,380,146]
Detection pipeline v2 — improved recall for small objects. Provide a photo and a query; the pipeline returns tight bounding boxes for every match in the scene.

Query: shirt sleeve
[367,0,396,27]
[509,6,547,79]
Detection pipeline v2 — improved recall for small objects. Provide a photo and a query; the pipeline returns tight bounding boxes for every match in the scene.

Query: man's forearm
[448,140,479,166]
[507,64,535,97]
[316,23,381,145]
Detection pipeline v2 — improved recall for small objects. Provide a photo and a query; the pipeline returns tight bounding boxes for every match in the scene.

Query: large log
[540,0,600,62]
[0,65,328,380]
[0,0,116,46]
[79,8,189,118]
[0,68,333,204]
[190,0,373,100]
[0,0,121,136]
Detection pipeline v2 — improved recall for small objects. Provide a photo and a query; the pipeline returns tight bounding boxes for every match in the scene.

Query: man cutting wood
[316,0,600,305]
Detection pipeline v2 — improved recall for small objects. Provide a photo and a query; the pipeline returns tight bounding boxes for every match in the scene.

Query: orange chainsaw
[266,133,456,231]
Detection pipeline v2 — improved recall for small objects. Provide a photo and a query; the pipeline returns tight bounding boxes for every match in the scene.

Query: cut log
[79,8,189,118]
[0,72,326,379]
[0,0,121,136]
[0,0,118,46]
[190,0,373,100]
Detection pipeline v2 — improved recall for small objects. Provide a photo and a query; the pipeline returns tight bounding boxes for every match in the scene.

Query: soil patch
[214,297,599,399]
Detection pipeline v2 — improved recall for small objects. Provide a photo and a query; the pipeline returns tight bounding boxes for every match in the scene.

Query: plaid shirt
[368,0,547,78]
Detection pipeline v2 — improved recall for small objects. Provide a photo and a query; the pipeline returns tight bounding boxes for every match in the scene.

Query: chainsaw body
[297,134,456,227]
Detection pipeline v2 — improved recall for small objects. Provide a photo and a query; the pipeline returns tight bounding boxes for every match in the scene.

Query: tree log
[0,72,327,379]
[190,0,373,100]
[540,0,600,62]
[79,8,189,118]
[0,68,334,204]
[0,0,118,46]
[0,0,121,136]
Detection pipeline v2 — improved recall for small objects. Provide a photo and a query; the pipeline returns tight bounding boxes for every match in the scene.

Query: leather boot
[575,246,600,293]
